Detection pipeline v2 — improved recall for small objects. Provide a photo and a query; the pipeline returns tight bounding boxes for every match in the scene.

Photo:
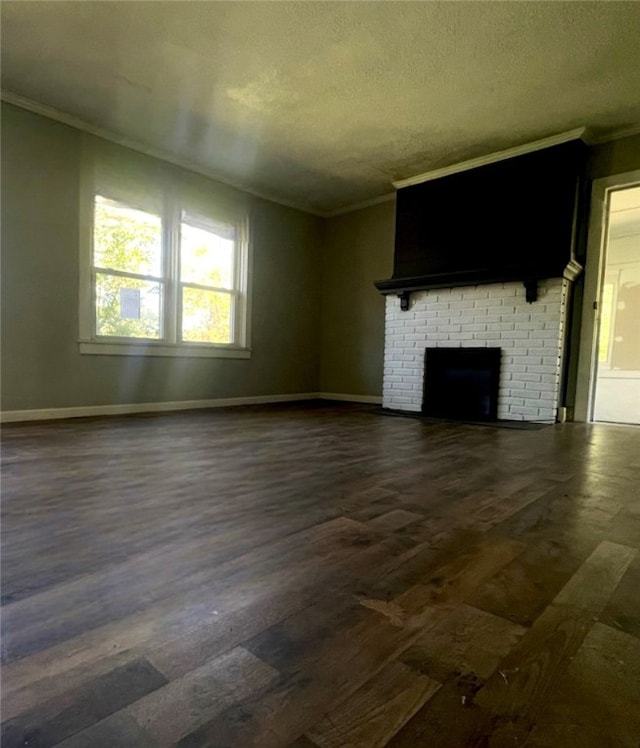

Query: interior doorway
[593,184,640,424]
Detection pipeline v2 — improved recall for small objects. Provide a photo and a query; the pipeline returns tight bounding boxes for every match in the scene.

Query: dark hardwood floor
[1,401,639,747]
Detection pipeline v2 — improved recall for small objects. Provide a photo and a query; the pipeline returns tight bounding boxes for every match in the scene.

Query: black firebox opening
[423,347,501,421]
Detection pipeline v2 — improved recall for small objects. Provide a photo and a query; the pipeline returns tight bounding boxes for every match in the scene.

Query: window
[79,140,250,358]
[179,216,236,345]
[94,197,164,339]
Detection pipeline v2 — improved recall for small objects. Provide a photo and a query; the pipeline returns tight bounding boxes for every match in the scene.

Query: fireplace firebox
[423,347,501,421]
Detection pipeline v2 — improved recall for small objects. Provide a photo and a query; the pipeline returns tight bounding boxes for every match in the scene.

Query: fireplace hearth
[423,347,501,421]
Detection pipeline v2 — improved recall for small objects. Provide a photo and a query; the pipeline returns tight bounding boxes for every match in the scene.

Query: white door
[592,185,640,424]
[575,171,640,424]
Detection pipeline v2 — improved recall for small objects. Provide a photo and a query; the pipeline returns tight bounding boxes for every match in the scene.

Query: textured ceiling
[2,1,640,215]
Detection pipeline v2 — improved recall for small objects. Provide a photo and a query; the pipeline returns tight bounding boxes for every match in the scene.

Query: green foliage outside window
[93,197,235,343]
[94,198,162,338]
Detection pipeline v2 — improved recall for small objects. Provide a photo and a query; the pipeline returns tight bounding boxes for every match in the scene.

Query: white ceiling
[2,1,640,216]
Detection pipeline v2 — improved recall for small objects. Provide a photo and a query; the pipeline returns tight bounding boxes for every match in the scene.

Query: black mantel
[375,139,588,304]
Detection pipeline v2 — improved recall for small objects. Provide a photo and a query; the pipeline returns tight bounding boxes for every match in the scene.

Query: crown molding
[1,90,326,218]
[393,128,587,190]
[324,192,395,218]
[6,90,638,216]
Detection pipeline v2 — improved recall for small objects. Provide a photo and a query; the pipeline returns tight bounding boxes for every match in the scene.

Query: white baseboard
[0,393,317,423]
[0,392,381,423]
[317,392,382,404]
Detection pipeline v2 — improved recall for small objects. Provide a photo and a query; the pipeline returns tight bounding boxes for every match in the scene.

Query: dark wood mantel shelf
[374,259,582,308]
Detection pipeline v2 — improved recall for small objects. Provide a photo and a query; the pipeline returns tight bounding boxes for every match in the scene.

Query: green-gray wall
[1,103,322,411]
[3,102,639,414]
[319,201,394,396]
[591,133,640,179]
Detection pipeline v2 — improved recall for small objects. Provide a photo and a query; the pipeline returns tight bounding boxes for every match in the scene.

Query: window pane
[94,196,162,277]
[181,287,232,344]
[180,222,234,288]
[96,273,162,339]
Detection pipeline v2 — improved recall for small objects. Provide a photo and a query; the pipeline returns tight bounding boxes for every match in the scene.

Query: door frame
[574,169,640,421]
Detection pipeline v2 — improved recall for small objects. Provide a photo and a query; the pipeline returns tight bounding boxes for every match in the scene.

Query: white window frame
[78,151,251,359]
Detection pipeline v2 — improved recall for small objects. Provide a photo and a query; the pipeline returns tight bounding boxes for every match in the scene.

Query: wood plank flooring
[1,401,639,747]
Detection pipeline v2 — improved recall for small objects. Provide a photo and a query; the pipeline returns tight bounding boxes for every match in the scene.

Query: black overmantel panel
[376,139,587,295]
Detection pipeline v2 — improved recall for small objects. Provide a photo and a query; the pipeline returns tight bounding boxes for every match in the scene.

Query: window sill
[78,340,252,359]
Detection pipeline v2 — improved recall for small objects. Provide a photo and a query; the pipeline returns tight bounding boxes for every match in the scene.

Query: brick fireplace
[382,278,569,422]
[375,135,586,423]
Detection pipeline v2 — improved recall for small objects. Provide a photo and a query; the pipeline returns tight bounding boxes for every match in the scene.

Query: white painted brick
[519,373,543,383]
[394,381,413,391]
[527,380,556,392]
[402,375,422,384]
[538,398,557,410]
[526,364,559,374]
[527,347,556,358]
[509,330,533,339]
[382,280,566,420]
[465,287,489,299]
[436,324,462,333]
[449,300,476,310]
[511,356,542,366]
[516,321,546,331]
[511,405,546,417]
[490,285,515,297]
[541,339,562,349]
[531,329,563,339]
[475,297,504,308]
[474,331,501,340]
